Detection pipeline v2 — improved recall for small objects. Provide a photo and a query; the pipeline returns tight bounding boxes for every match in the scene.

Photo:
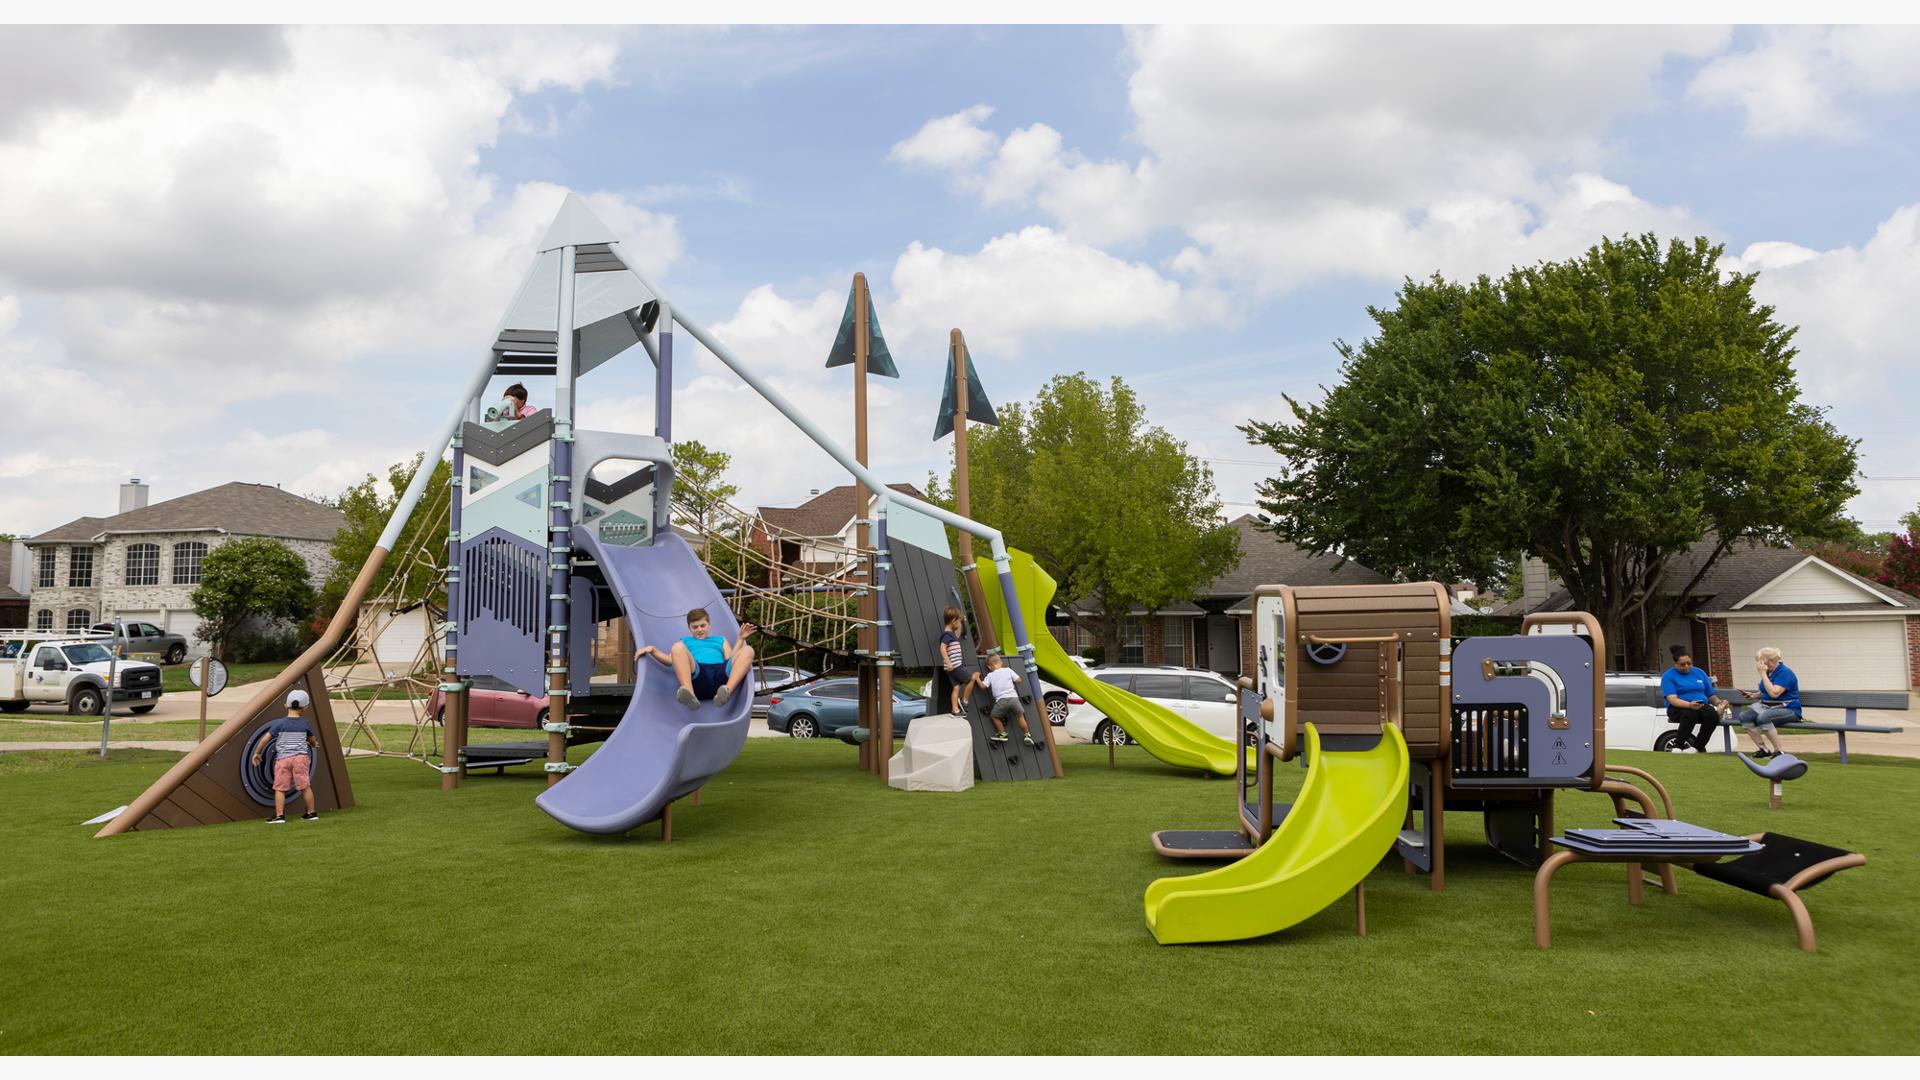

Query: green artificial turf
[0,741,1915,1054]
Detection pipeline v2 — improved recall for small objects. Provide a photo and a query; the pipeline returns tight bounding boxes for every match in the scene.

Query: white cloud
[0,26,683,536]
[1689,26,1920,138]
[889,104,1000,171]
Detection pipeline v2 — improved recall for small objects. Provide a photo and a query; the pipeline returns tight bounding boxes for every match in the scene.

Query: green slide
[980,548,1244,776]
[1143,723,1410,944]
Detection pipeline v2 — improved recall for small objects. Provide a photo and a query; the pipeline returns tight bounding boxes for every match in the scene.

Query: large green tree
[670,439,739,538]
[192,538,318,662]
[1243,234,1859,667]
[929,372,1240,653]
[321,454,452,616]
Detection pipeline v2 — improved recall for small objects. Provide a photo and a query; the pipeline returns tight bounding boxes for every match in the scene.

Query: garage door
[1725,617,1908,692]
[165,610,208,659]
[370,607,436,674]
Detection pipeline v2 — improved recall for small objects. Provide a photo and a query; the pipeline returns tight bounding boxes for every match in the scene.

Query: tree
[192,538,318,662]
[1880,529,1920,596]
[670,439,739,539]
[1243,234,1859,668]
[928,373,1240,654]
[320,454,451,617]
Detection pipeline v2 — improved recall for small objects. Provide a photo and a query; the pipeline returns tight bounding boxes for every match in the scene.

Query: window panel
[37,549,55,589]
[67,547,94,587]
[1163,616,1185,667]
[66,608,93,631]
[1093,673,1132,691]
[1120,617,1145,665]
[1133,674,1185,700]
[172,542,207,585]
[35,609,53,631]
[126,544,160,586]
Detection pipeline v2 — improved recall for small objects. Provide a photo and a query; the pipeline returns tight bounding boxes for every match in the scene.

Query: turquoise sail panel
[468,465,499,494]
[823,286,899,378]
[515,482,544,509]
[932,342,998,439]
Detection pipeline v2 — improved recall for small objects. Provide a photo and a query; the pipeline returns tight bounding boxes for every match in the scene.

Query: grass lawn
[0,741,1914,1054]
[159,661,292,695]
[0,719,533,747]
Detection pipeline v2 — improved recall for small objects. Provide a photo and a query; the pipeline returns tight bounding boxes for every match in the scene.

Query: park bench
[1644,683,1907,764]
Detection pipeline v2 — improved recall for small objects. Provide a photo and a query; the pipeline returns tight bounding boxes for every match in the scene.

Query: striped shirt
[261,717,313,760]
[939,630,964,671]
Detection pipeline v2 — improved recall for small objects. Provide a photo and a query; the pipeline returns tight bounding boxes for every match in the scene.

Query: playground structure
[95,193,1065,839]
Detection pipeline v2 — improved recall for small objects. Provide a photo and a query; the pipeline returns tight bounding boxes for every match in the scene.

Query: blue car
[765,677,929,739]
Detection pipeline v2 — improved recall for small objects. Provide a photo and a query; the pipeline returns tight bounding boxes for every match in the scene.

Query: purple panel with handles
[1451,635,1596,785]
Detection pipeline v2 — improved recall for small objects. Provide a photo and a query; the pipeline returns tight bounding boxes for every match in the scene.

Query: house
[1496,541,1920,690]
[1059,514,1390,677]
[1,541,28,629]
[752,483,926,574]
[23,479,346,654]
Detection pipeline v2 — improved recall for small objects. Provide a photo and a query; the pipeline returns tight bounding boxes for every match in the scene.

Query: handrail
[1304,633,1401,646]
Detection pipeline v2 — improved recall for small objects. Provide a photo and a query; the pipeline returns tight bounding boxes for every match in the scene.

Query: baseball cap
[286,689,311,709]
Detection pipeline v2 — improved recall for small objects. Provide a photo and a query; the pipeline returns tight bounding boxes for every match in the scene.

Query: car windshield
[62,644,114,664]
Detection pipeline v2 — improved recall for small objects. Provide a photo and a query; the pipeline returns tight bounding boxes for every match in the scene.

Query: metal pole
[546,243,578,787]
[653,297,675,536]
[197,655,210,743]
[951,330,997,654]
[98,623,119,758]
[874,496,894,776]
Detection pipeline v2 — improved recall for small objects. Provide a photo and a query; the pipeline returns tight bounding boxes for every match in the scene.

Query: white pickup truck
[0,632,166,715]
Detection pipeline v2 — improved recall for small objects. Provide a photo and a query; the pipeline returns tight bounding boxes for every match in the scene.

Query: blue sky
[3,24,1918,539]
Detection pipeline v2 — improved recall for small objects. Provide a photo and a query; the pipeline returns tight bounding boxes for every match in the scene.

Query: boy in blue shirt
[1734,647,1799,758]
[1659,650,1724,753]
[636,607,756,711]
[249,689,318,823]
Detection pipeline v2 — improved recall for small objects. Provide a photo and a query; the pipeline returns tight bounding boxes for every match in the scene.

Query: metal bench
[1641,683,1906,763]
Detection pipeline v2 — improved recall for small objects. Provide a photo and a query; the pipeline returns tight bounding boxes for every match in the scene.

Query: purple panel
[459,526,546,695]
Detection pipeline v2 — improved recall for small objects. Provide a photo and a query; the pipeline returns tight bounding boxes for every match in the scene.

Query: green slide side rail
[1143,723,1410,945]
[980,548,1244,776]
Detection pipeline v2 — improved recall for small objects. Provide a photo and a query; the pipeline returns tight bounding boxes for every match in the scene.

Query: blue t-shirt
[681,635,727,667]
[1660,666,1715,705]
[260,716,314,761]
[1759,663,1801,714]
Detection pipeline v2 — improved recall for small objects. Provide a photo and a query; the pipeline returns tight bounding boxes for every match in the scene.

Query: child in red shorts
[250,689,318,823]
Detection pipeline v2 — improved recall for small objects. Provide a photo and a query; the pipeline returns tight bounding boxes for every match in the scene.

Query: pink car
[427,675,550,729]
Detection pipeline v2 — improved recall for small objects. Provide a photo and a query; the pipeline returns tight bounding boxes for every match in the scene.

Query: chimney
[119,479,149,514]
[1521,556,1554,605]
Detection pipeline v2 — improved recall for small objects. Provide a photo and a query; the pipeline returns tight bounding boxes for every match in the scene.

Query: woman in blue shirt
[1734,647,1799,758]
[1660,650,1724,752]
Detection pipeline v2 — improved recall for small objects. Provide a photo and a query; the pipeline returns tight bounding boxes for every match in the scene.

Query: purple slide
[535,529,753,835]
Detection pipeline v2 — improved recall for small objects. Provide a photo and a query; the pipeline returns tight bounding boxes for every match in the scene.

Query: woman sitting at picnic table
[1734,646,1799,759]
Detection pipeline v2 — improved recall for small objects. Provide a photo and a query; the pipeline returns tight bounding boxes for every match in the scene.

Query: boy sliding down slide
[636,608,756,711]
[981,652,1038,749]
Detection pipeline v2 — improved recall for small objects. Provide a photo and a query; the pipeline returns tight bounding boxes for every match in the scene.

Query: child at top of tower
[636,608,757,711]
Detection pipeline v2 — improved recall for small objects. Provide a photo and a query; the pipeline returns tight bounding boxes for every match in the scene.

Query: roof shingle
[756,483,926,538]
[28,483,345,545]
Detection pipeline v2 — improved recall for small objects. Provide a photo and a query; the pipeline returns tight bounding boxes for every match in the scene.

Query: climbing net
[322,478,451,765]
[678,493,871,675]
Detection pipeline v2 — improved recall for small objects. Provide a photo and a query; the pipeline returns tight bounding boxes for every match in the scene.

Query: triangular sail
[933,341,999,439]
[824,283,899,378]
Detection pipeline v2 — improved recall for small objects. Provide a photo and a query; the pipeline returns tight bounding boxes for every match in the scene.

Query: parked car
[426,674,550,729]
[0,632,165,714]
[766,677,929,739]
[92,620,192,665]
[751,665,818,719]
[1062,665,1243,747]
[1037,654,1093,726]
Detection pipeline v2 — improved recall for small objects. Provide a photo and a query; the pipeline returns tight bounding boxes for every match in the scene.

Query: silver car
[93,621,192,665]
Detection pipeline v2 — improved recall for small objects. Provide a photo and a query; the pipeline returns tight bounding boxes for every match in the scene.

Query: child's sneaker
[675,687,699,711]
[1022,732,1038,748]
[950,707,965,717]
[712,684,731,707]
[301,812,319,821]
[990,731,1008,745]
[265,815,286,825]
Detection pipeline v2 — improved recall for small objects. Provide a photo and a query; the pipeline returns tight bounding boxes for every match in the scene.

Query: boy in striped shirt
[939,606,982,717]
[250,689,318,824]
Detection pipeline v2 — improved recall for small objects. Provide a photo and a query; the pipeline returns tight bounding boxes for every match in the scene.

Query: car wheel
[788,713,819,739]
[535,708,549,731]
[70,687,103,715]
[1652,730,1682,753]
[1096,720,1131,747]
[1044,694,1069,726]
[130,704,157,715]
[164,645,186,665]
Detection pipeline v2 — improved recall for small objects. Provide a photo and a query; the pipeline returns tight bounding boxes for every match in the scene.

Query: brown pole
[97,547,389,837]
[442,682,468,790]
[852,273,879,776]
[950,330,998,655]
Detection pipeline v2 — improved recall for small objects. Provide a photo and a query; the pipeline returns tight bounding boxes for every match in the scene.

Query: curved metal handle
[1303,633,1400,646]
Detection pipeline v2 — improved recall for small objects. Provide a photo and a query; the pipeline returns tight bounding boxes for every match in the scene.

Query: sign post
[188,656,229,743]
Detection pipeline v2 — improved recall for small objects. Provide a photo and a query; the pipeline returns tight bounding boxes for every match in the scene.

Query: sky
[3,24,1919,539]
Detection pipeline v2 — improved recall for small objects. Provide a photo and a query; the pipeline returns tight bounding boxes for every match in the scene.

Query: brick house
[751,483,926,575]
[1058,515,1389,677]
[1496,540,1920,690]
[24,480,345,655]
